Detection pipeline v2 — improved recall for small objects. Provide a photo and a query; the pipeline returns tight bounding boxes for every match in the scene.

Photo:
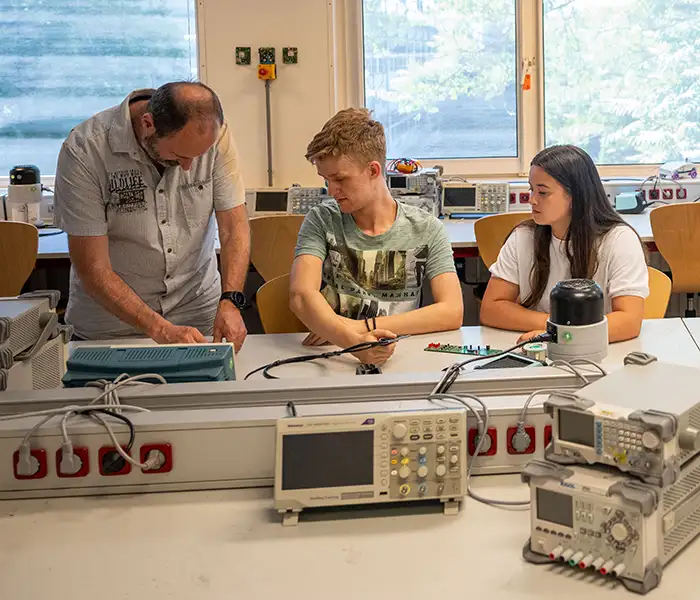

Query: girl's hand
[517,330,546,344]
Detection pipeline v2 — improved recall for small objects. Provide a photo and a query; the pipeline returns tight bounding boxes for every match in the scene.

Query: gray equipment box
[544,357,700,486]
[0,291,60,367]
[274,407,467,525]
[0,331,69,392]
[522,452,700,594]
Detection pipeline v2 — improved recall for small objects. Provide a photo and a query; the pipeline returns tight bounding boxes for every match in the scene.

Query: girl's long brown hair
[520,145,644,308]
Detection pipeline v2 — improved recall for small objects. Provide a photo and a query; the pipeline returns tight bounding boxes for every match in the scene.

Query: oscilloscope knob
[399,466,411,480]
[436,464,447,477]
[392,423,408,440]
[417,466,429,478]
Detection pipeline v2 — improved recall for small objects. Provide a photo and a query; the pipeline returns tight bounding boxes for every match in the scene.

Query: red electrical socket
[468,427,497,456]
[139,443,173,474]
[56,447,90,478]
[519,192,530,204]
[13,448,48,480]
[507,425,536,455]
[509,192,517,205]
[99,446,132,476]
[678,188,687,200]
[649,189,660,201]
[662,189,674,200]
[544,425,552,448]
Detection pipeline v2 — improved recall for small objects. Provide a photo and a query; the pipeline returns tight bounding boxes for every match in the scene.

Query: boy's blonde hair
[305,108,386,168]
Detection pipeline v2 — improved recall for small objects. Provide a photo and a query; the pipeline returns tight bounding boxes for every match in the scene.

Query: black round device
[9,165,41,185]
[550,279,604,326]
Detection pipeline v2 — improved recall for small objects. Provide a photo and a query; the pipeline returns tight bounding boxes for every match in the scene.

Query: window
[0,0,198,179]
[362,0,518,161]
[543,0,700,165]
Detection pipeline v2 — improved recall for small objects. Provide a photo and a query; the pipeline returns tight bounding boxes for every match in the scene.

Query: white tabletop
[0,474,696,599]
[35,211,655,259]
[66,320,700,381]
[235,319,700,380]
[4,320,698,600]
[682,317,700,343]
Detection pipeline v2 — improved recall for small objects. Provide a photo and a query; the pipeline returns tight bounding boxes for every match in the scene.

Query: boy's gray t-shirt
[294,199,456,319]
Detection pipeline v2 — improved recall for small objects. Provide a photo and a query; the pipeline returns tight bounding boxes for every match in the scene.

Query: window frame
[0,0,202,189]
[345,0,661,178]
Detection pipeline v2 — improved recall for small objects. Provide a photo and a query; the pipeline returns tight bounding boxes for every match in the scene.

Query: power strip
[0,397,552,500]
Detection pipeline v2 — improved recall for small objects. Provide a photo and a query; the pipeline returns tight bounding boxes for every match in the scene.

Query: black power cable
[244,335,411,380]
[91,409,136,473]
[435,332,553,394]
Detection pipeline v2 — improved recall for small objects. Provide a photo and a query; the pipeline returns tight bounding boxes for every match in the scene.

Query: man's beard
[144,134,179,168]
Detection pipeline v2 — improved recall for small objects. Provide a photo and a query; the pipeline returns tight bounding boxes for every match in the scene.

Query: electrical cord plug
[16,443,39,476]
[142,450,166,472]
[530,332,553,343]
[511,422,532,453]
[59,440,81,476]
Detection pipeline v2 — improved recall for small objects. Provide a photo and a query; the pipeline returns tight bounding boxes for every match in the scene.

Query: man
[54,81,250,350]
[289,108,463,365]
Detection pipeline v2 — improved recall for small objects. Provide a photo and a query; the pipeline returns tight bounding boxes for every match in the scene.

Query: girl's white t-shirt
[489,224,649,313]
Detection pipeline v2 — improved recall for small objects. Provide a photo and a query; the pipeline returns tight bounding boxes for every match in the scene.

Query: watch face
[232,291,246,307]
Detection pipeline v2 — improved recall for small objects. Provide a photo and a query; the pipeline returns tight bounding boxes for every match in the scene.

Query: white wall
[199,0,336,189]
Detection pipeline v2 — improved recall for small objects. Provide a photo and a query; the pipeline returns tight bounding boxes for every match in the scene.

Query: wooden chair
[650,204,700,316]
[471,213,531,303]
[474,212,532,268]
[0,221,39,296]
[644,266,671,319]
[256,273,308,334]
[250,215,305,282]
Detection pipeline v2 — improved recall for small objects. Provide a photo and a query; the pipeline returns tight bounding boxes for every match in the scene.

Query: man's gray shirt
[54,89,245,339]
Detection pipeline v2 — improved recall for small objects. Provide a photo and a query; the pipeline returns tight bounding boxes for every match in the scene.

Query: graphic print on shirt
[321,232,428,319]
[107,169,148,214]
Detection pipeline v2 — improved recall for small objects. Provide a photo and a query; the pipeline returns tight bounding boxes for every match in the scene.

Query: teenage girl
[480,144,649,343]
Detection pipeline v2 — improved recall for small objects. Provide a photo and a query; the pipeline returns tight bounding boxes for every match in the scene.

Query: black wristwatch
[220,291,247,310]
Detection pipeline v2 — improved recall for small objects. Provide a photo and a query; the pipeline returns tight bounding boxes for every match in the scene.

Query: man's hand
[351,329,397,366]
[214,301,248,351]
[151,323,206,344]
[517,330,547,344]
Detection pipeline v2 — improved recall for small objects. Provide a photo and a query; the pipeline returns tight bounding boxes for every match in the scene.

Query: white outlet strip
[0,397,552,500]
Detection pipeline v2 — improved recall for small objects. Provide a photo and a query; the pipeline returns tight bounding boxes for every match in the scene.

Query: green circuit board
[424,343,502,356]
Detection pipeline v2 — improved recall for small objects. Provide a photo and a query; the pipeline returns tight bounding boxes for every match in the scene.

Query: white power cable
[518,388,579,424]
[428,392,529,507]
[86,373,167,409]
[549,360,590,384]
[12,404,150,444]
[90,412,163,471]
[8,373,167,476]
[566,358,608,377]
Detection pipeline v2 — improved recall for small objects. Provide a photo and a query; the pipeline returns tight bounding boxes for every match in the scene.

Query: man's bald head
[147,81,224,138]
[136,81,224,171]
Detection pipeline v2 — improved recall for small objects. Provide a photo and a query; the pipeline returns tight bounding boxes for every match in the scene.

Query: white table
[0,474,696,600]
[235,319,700,380]
[681,317,700,347]
[3,321,698,600]
[36,212,656,259]
[65,320,700,380]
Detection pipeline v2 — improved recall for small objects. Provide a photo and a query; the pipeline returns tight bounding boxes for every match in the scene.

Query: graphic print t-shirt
[294,199,456,318]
